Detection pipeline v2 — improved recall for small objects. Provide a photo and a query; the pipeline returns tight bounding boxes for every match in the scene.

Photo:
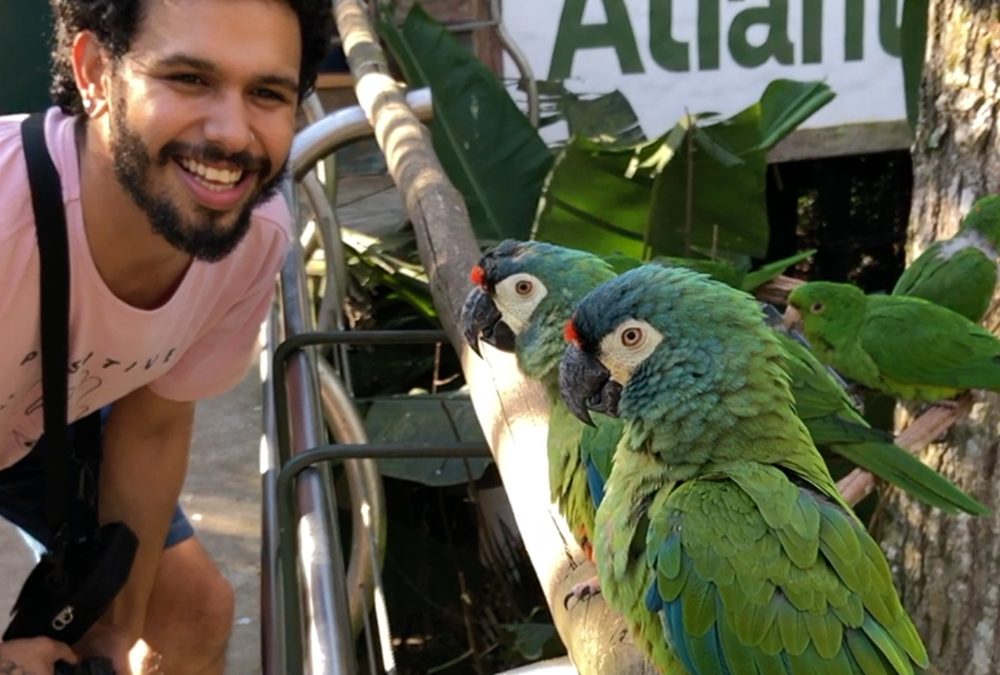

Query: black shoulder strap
[20,112,102,548]
[21,113,73,542]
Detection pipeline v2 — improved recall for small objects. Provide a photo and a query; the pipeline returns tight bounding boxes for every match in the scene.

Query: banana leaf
[532,135,661,256]
[378,4,553,243]
[647,80,834,259]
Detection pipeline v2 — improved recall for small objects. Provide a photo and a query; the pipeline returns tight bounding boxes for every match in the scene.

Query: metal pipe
[290,88,433,182]
[277,213,358,675]
[278,443,492,487]
[301,174,349,337]
[316,361,385,637]
[301,94,340,207]
[261,304,284,675]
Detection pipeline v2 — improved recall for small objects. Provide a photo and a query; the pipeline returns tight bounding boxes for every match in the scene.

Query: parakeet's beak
[783,304,803,332]
[558,344,622,426]
[460,287,516,356]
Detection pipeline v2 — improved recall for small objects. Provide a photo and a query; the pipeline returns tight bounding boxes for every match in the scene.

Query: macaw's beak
[460,286,516,357]
[558,344,622,426]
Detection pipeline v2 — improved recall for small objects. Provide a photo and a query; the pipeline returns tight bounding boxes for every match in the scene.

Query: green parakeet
[892,194,1000,322]
[559,265,928,674]
[461,240,621,555]
[787,280,1000,402]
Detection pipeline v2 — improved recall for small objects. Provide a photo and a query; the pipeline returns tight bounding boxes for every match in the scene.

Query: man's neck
[75,119,193,310]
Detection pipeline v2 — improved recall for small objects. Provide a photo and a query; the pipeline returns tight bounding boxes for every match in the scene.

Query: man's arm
[78,385,195,666]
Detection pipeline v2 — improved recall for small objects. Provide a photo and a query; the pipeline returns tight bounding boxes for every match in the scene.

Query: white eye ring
[621,326,643,347]
[515,279,533,296]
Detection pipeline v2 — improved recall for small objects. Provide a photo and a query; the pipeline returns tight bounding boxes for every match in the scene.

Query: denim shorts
[0,412,194,551]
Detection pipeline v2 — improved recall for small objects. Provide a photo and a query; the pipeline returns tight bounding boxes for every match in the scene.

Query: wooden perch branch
[836,394,975,505]
[754,274,806,305]
[331,1,652,671]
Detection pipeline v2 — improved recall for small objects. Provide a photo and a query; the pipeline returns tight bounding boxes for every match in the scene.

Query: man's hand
[0,637,77,674]
[74,620,134,675]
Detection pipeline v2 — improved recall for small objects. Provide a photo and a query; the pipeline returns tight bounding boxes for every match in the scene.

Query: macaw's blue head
[461,240,616,380]
[558,264,779,429]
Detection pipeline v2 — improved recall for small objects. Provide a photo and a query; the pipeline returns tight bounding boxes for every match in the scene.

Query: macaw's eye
[621,327,643,347]
[811,302,825,314]
[515,279,534,296]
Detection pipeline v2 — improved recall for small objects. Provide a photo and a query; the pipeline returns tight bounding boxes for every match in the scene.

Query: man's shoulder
[0,113,34,247]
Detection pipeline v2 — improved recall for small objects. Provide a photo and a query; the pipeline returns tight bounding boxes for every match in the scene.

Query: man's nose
[202,91,255,152]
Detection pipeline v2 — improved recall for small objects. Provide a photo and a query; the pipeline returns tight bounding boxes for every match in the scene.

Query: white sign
[503,0,906,138]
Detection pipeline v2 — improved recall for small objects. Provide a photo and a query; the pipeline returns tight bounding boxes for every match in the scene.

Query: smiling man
[0,0,332,672]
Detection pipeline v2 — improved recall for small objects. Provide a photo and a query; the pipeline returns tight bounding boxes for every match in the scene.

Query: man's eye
[169,73,205,86]
[254,88,290,104]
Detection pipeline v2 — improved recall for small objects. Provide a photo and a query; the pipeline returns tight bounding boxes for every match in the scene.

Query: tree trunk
[878,3,1000,673]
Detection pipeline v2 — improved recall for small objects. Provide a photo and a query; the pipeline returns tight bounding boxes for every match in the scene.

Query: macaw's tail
[831,440,989,516]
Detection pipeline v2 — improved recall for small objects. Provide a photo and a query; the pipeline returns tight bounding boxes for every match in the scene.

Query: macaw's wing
[892,245,996,322]
[645,462,928,675]
[862,299,1000,391]
[580,411,622,507]
[546,402,596,544]
[776,334,989,515]
[776,333,888,446]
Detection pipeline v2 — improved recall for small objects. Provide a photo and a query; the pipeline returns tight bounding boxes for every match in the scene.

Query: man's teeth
[179,158,243,190]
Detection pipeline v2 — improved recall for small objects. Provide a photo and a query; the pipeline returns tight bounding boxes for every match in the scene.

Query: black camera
[55,657,115,675]
[3,522,137,645]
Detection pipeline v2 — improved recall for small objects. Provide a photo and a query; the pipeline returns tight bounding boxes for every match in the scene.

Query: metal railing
[261,89,496,675]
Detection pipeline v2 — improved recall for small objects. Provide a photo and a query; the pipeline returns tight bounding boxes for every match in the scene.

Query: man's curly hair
[49,0,334,115]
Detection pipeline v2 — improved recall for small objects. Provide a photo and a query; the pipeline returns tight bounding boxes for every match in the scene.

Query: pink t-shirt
[0,108,291,469]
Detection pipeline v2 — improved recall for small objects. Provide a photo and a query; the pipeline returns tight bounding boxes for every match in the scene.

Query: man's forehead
[124,0,302,79]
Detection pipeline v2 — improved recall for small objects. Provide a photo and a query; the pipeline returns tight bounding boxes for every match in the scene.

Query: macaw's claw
[563,575,602,610]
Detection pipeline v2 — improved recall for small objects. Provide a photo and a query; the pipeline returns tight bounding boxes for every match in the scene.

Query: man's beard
[109,96,286,262]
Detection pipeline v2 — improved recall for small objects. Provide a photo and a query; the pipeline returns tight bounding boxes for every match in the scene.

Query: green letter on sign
[728,0,795,68]
[549,0,644,80]
[879,0,901,56]
[650,0,690,71]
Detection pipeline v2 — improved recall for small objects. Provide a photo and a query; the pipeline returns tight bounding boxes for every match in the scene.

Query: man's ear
[71,31,111,117]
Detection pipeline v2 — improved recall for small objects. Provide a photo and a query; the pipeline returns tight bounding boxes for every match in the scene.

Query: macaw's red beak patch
[564,318,581,347]
[470,265,486,288]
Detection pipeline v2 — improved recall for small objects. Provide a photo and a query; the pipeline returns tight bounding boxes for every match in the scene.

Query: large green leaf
[378,5,553,242]
[647,110,770,258]
[901,0,929,131]
[755,79,836,151]
[532,136,659,257]
[647,80,833,259]
[364,392,491,487]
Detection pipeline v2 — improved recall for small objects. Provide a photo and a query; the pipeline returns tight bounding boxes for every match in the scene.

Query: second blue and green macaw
[560,264,929,673]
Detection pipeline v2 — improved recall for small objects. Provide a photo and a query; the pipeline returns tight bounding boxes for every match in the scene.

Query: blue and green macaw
[892,194,1000,322]
[787,280,1000,402]
[461,240,620,559]
[559,265,929,674]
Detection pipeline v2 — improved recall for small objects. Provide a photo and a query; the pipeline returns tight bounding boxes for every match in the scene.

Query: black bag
[3,113,138,647]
